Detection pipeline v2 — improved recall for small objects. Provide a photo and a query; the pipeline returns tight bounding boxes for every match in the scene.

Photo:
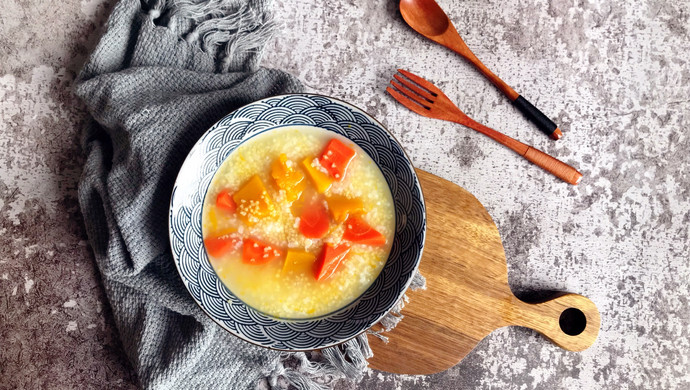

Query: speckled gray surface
[1,0,689,389]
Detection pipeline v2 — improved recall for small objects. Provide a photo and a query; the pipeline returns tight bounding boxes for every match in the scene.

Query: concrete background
[1,0,689,388]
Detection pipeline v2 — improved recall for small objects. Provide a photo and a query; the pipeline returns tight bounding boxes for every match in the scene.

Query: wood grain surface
[368,169,600,375]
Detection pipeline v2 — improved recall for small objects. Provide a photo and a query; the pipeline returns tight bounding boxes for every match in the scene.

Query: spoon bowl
[399,0,450,37]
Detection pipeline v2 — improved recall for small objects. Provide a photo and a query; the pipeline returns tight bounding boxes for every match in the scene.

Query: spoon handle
[458,47,519,100]
[512,95,562,140]
[446,29,563,140]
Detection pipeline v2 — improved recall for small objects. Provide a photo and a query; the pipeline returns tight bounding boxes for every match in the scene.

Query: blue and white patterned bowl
[169,94,426,351]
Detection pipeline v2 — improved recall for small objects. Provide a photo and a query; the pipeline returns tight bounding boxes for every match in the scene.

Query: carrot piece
[342,215,386,246]
[319,139,356,181]
[313,243,351,281]
[233,175,274,224]
[216,190,236,213]
[282,249,317,274]
[271,154,306,202]
[325,195,365,222]
[299,198,330,239]
[242,238,283,265]
[204,230,242,258]
[301,157,333,193]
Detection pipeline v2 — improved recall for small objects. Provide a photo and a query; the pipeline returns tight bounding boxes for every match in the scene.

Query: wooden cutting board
[368,169,600,375]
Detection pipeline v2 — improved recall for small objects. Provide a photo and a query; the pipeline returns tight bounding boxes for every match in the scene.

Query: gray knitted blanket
[75,0,424,388]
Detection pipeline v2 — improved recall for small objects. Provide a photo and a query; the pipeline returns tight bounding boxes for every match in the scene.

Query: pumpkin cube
[233,175,274,224]
[271,154,306,202]
[301,157,333,194]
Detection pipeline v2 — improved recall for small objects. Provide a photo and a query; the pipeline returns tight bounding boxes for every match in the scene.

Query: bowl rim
[168,93,427,351]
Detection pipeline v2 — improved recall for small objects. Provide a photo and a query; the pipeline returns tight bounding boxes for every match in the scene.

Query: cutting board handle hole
[559,308,587,336]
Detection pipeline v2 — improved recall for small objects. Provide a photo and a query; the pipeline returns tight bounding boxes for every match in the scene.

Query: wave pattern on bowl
[169,94,425,350]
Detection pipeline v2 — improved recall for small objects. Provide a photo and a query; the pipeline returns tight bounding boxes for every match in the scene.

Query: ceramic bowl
[169,94,425,351]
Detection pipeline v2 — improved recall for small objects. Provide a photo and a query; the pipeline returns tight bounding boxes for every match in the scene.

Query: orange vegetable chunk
[343,215,386,246]
[282,249,317,274]
[299,198,330,239]
[232,175,274,224]
[204,229,242,258]
[326,195,365,222]
[301,157,333,193]
[271,154,306,202]
[216,189,236,213]
[207,207,219,230]
[313,243,351,281]
[243,238,283,265]
[319,138,356,181]
[289,186,316,217]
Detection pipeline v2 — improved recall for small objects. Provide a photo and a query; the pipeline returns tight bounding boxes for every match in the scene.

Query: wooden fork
[387,69,582,185]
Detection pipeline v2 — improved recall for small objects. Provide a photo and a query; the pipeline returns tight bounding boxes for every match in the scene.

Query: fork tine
[390,80,431,108]
[386,86,434,118]
[393,74,435,101]
[397,69,441,96]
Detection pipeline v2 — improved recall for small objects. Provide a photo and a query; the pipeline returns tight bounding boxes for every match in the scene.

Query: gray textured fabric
[75,0,424,388]
[75,0,302,388]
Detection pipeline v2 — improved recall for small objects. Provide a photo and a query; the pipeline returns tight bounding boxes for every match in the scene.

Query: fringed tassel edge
[142,0,280,68]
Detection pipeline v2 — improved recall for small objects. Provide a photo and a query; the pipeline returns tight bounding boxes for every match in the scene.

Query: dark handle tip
[513,96,560,139]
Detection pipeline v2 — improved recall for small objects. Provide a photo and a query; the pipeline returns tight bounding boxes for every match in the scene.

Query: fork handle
[522,146,582,185]
[458,117,581,185]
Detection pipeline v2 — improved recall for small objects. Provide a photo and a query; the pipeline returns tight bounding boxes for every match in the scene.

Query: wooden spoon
[399,0,564,140]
